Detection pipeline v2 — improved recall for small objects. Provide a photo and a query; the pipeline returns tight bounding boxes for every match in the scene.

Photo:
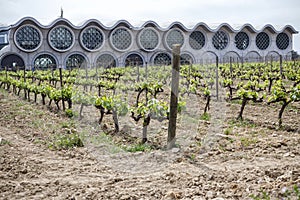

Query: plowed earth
[0,88,299,200]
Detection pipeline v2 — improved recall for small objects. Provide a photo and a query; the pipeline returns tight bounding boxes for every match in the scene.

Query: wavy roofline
[10,16,298,34]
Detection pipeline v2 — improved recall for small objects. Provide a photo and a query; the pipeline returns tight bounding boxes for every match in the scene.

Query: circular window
[189,31,205,50]
[138,28,160,51]
[96,54,117,68]
[180,53,193,65]
[166,29,184,50]
[14,25,42,52]
[49,26,74,52]
[110,27,132,51]
[235,32,249,50]
[34,54,57,70]
[276,33,289,50]
[212,30,228,50]
[80,26,104,51]
[153,53,171,66]
[256,32,270,50]
[66,54,86,69]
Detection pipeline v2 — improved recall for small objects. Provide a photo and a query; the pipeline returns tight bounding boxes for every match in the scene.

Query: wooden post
[229,57,233,79]
[167,44,180,149]
[136,57,140,82]
[216,56,219,101]
[279,55,283,78]
[145,61,148,80]
[59,67,65,110]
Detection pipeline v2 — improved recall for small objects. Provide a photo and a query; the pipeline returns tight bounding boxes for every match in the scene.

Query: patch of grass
[0,138,11,146]
[196,141,202,147]
[48,133,84,150]
[200,112,210,121]
[60,121,75,129]
[124,143,152,152]
[65,109,75,118]
[89,132,114,145]
[16,101,26,107]
[240,137,257,147]
[230,99,242,105]
[33,138,46,145]
[224,127,233,135]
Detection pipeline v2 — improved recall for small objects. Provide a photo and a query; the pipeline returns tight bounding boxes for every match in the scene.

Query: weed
[196,141,202,147]
[200,112,210,121]
[60,121,75,129]
[48,133,83,150]
[224,127,233,135]
[0,138,10,146]
[124,143,152,152]
[240,137,257,147]
[65,109,74,118]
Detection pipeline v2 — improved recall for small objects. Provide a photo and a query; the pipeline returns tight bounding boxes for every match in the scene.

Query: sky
[1,0,300,51]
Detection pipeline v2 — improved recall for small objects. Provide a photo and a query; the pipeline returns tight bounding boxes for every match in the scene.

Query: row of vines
[0,60,299,145]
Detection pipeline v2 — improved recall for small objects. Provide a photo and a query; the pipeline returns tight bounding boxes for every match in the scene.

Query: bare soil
[0,88,300,200]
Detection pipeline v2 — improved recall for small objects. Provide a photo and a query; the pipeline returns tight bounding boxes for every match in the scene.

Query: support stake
[167,44,181,149]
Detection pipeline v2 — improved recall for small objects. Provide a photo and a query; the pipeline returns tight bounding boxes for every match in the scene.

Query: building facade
[0,17,298,70]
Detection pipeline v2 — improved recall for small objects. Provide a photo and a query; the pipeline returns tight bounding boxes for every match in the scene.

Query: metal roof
[8,16,299,34]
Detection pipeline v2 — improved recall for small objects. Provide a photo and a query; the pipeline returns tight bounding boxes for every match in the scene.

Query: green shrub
[65,108,74,118]
[48,133,83,150]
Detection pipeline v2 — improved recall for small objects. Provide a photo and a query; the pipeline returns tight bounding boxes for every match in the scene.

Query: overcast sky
[1,0,300,51]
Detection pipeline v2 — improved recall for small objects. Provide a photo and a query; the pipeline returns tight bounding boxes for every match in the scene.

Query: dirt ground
[0,88,300,200]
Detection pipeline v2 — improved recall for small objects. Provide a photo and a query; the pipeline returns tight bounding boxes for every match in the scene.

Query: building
[0,16,298,70]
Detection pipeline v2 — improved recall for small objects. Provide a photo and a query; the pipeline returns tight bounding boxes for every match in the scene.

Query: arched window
[96,54,116,68]
[66,54,86,69]
[125,54,144,66]
[34,54,57,70]
[153,53,171,66]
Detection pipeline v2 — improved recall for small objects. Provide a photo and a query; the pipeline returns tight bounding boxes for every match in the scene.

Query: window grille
[111,28,132,51]
[235,32,249,50]
[96,54,116,68]
[166,29,184,49]
[125,54,143,66]
[153,53,171,66]
[139,28,159,51]
[66,54,85,69]
[276,33,289,50]
[15,25,41,51]
[49,26,74,51]
[212,30,228,50]
[180,54,193,65]
[81,27,104,51]
[256,32,270,50]
[34,54,56,69]
[189,31,205,50]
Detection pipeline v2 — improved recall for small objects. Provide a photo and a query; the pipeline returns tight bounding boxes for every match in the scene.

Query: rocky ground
[0,88,299,200]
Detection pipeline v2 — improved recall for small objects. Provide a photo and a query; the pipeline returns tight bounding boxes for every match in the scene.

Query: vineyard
[0,60,300,199]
